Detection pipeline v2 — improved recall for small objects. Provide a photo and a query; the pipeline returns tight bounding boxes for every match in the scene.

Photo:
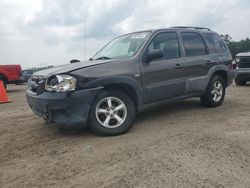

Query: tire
[200,75,226,107]
[89,89,136,136]
[0,76,7,89]
[235,78,246,86]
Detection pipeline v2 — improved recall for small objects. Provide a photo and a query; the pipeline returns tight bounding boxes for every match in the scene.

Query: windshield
[92,32,150,60]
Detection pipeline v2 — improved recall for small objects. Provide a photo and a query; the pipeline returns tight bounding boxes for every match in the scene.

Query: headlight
[235,57,240,63]
[45,74,77,92]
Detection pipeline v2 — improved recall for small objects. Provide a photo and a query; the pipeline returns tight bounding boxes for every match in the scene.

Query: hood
[236,52,250,57]
[33,60,113,78]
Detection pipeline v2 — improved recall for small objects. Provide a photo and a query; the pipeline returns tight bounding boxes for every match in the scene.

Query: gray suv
[26,26,234,136]
[235,52,250,85]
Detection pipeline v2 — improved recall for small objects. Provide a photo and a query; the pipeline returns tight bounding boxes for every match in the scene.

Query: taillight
[228,62,233,70]
[233,63,237,70]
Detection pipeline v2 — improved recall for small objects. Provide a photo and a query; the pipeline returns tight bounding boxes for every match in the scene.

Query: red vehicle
[0,64,22,88]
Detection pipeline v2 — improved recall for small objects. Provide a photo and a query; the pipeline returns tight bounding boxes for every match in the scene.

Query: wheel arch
[208,65,229,86]
[213,70,228,86]
[83,76,144,107]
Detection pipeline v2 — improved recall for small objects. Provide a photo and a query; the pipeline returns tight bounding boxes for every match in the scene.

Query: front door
[140,32,186,104]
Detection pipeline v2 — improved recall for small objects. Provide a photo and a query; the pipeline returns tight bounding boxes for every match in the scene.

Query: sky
[0,0,250,69]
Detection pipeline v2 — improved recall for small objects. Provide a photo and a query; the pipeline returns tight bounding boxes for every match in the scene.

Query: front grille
[28,75,45,95]
[238,56,250,68]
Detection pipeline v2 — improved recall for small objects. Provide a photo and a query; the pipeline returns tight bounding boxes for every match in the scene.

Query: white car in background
[235,52,250,85]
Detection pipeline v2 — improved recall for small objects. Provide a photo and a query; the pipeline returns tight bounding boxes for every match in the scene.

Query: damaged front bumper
[26,87,103,129]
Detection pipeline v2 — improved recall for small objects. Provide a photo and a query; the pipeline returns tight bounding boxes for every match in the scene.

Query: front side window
[182,32,207,57]
[93,32,150,60]
[147,32,180,60]
[203,33,227,54]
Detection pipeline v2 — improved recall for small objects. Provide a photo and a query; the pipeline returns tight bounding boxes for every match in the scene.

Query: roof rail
[171,26,211,31]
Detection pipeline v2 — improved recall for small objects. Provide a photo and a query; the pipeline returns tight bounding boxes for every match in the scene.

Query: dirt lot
[0,84,250,188]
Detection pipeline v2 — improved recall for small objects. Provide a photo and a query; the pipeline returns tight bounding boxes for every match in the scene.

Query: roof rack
[171,26,211,31]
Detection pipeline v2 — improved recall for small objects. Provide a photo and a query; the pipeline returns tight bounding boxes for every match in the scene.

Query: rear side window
[148,32,180,60]
[181,32,207,57]
[203,33,227,54]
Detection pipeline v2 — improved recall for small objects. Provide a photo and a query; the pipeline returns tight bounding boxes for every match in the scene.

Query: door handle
[206,59,215,64]
[174,63,183,69]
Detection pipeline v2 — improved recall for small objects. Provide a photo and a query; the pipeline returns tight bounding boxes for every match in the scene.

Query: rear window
[181,32,207,57]
[203,33,227,54]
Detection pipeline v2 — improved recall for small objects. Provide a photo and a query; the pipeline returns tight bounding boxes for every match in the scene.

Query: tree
[221,34,232,45]
[221,34,250,58]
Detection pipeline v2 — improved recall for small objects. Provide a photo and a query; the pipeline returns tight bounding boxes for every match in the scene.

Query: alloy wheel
[211,80,223,102]
[95,96,127,128]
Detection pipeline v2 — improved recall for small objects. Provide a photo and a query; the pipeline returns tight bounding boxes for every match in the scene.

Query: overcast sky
[0,0,250,69]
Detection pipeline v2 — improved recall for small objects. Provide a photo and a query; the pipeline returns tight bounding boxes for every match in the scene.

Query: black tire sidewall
[201,75,226,107]
[89,90,136,136]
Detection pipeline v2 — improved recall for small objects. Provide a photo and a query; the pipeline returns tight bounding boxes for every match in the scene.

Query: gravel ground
[0,84,250,188]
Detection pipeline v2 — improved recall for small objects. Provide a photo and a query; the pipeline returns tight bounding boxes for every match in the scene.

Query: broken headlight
[45,74,77,92]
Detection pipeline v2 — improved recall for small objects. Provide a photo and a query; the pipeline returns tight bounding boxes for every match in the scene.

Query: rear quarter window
[203,33,227,54]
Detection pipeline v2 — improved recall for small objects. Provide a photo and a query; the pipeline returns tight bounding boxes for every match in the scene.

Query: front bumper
[26,87,103,129]
[235,68,250,81]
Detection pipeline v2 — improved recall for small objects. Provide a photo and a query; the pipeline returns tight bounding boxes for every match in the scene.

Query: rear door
[181,32,213,93]
[140,31,186,104]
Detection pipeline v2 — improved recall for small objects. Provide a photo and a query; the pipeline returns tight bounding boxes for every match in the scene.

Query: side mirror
[146,49,163,62]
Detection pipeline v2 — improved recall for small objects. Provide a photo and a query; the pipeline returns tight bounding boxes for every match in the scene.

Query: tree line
[221,34,250,58]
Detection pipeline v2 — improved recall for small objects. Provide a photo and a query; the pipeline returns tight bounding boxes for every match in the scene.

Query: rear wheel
[235,78,246,86]
[89,90,136,136]
[200,75,225,107]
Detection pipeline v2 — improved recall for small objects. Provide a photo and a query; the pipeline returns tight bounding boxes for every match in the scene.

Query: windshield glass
[92,32,150,60]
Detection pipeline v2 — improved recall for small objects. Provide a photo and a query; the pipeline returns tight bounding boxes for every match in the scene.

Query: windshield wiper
[94,56,112,60]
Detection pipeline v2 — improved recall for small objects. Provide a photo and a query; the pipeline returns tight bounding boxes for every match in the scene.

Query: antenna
[83,22,86,61]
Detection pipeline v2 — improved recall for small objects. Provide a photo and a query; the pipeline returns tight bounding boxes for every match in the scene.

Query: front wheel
[200,75,226,107]
[89,90,136,136]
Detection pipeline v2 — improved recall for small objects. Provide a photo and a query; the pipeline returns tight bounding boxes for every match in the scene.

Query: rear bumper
[26,87,103,129]
[235,68,250,81]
